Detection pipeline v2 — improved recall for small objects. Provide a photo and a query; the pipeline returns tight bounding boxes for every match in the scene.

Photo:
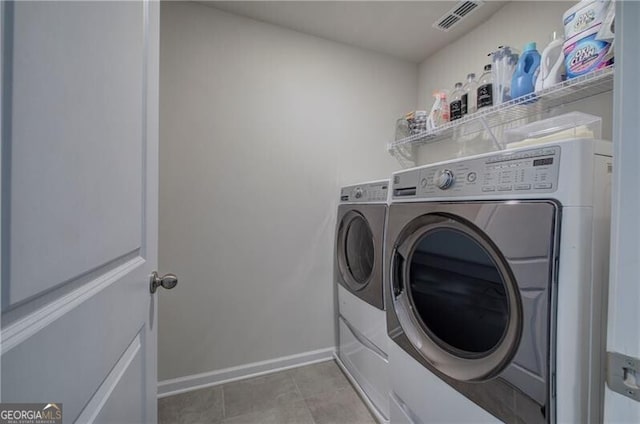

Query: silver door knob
[150,271,178,294]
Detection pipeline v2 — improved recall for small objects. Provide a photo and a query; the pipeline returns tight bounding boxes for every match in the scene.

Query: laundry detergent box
[563,25,613,78]
[563,0,614,79]
[563,0,609,40]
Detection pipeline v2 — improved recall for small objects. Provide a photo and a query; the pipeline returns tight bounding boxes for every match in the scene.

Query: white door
[0,1,161,423]
[605,1,640,422]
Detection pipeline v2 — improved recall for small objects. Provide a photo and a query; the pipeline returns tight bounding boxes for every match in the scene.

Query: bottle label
[564,34,612,78]
[461,94,468,115]
[450,100,462,121]
[477,83,493,108]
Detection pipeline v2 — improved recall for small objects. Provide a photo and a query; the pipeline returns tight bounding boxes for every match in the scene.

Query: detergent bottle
[511,42,541,99]
[535,32,565,92]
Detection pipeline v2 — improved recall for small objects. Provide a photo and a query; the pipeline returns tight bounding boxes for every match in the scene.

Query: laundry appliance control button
[534,183,553,189]
[436,169,455,190]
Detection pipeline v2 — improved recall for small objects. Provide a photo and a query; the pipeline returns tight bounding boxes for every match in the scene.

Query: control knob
[436,169,455,190]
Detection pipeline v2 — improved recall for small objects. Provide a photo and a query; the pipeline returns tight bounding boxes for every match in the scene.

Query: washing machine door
[391,210,524,382]
[337,210,376,291]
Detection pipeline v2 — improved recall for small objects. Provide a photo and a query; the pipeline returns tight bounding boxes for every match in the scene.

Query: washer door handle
[392,250,405,297]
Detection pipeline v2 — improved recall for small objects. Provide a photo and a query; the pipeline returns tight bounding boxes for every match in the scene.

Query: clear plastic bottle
[449,82,464,121]
[462,73,478,115]
[477,64,494,109]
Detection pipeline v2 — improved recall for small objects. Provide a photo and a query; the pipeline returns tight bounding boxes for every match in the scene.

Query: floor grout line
[221,385,226,419]
[290,368,317,424]
[290,370,303,399]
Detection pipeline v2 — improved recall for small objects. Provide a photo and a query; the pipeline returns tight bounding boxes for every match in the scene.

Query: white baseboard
[157,347,335,398]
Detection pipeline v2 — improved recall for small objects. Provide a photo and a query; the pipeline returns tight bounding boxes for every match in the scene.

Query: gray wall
[158,2,416,381]
[415,1,613,164]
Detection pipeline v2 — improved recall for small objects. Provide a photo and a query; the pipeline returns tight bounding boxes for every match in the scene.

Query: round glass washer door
[337,211,375,291]
[392,213,522,381]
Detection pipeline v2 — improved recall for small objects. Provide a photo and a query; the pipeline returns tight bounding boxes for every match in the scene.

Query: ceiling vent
[433,1,484,32]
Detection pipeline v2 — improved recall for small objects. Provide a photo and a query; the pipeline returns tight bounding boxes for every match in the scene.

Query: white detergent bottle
[535,31,565,92]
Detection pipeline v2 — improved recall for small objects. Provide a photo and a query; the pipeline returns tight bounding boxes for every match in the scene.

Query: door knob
[150,271,178,294]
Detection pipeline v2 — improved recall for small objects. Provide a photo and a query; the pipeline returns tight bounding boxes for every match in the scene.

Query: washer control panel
[341,181,388,202]
[393,146,560,199]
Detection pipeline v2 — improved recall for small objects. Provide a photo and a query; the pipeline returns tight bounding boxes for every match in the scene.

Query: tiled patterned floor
[158,360,376,424]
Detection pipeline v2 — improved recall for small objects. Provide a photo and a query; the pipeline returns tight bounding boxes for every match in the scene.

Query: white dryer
[334,180,390,422]
[385,138,612,424]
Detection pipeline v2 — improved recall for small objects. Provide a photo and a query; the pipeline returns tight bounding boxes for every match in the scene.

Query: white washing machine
[384,138,612,424]
[334,180,390,423]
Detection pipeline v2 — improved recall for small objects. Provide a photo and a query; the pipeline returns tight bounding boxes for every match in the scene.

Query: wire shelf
[388,66,614,159]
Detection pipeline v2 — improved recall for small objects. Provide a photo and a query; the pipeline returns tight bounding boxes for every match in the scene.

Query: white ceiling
[202,1,507,63]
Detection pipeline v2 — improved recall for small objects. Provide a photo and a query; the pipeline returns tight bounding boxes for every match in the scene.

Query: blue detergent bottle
[511,42,541,99]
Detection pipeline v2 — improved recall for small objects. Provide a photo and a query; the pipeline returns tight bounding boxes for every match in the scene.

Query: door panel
[80,333,145,424]
[5,1,144,308]
[2,266,148,421]
[605,1,640,421]
[1,1,159,423]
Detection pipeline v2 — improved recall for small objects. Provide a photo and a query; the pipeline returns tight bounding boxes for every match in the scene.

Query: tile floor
[158,360,377,424]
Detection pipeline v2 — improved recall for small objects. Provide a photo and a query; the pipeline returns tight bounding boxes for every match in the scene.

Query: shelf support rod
[478,116,504,151]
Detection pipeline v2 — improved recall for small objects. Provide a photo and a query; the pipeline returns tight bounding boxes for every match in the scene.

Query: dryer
[385,138,612,424]
[334,180,390,422]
